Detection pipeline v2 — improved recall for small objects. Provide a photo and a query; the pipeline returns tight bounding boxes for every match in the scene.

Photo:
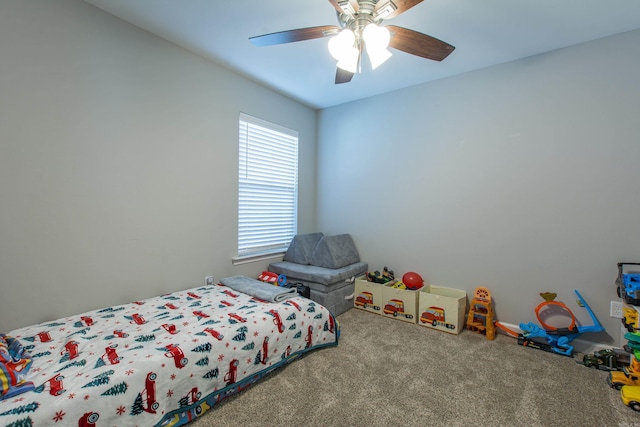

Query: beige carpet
[190,308,639,427]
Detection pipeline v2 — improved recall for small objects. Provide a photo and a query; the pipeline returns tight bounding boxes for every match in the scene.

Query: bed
[0,277,339,426]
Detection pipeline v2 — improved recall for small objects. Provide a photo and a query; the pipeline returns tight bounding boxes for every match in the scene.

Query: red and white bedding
[0,283,339,426]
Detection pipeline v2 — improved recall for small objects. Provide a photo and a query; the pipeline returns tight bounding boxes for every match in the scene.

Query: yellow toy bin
[417,285,467,334]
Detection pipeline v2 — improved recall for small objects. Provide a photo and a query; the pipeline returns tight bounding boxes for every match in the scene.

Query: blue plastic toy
[517,290,603,357]
[277,274,287,287]
[616,262,640,306]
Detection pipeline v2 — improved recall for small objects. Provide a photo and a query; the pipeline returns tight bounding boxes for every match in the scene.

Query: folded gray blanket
[220,275,297,303]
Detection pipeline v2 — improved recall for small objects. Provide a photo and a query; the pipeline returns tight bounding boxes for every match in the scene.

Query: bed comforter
[0,283,339,426]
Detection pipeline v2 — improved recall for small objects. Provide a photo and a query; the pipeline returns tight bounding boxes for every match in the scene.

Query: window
[236,113,298,261]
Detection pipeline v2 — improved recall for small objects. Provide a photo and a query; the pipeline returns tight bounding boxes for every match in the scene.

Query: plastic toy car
[616,262,640,306]
[623,307,639,332]
[620,385,640,411]
[609,357,640,390]
[581,348,629,371]
[609,370,640,390]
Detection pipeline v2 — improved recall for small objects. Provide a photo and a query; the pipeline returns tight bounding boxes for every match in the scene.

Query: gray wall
[2,0,639,349]
[0,0,317,331]
[317,29,640,347]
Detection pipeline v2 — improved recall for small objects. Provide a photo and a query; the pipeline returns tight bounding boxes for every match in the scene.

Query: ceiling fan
[249,0,455,84]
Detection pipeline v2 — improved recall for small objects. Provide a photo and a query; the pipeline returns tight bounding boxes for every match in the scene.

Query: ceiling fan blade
[335,67,354,84]
[327,0,358,14]
[386,25,455,61]
[377,0,423,19]
[249,25,340,47]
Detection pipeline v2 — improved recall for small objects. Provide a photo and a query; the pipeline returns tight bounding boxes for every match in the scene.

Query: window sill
[232,251,285,266]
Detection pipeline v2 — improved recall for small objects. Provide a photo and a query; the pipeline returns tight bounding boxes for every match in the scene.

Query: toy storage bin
[381,283,419,324]
[353,275,385,315]
[418,285,467,334]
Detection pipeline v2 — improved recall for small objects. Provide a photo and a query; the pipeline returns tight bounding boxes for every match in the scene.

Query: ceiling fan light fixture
[363,23,390,49]
[250,0,455,84]
[336,46,359,73]
[337,0,356,15]
[374,1,397,20]
[363,23,392,69]
[328,29,355,61]
[367,46,392,70]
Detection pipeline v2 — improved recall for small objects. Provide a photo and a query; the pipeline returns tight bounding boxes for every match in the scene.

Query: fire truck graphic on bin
[355,291,380,311]
[383,299,413,319]
[420,306,456,330]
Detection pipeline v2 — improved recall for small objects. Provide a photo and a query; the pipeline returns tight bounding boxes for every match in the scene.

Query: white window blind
[238,113,298,258]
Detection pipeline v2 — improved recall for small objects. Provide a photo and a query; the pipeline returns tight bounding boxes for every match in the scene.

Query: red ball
[402,272,424,290]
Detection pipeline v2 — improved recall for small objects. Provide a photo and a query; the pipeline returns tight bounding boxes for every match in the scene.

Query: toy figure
[367,266,394,284]
[516,290,603,357]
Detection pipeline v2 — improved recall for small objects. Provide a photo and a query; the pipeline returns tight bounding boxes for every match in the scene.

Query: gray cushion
[309,234,360,269]
[269,260,368,287]
[283,232,324,265]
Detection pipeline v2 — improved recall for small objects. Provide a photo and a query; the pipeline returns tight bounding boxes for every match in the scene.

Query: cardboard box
[353,275,385,315]
[417,285,467,334]
[381,283,419,324]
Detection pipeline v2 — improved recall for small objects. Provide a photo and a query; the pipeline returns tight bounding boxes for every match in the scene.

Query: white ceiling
[82,0,640,109]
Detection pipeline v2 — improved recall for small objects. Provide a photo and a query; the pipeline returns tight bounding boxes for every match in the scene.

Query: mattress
[0,282,339,426]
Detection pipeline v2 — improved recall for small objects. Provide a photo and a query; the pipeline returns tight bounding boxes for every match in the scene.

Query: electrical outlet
[205,276,215,286]
[610,300,623,319]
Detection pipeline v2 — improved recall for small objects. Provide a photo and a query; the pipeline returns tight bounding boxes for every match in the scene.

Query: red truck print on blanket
[305,326,314,348]
[140,372,159,414]
[203,328,224,341]
[130,313,146,325]
[164,344,188,369]
[224,359,239,385]
[36,331,52,343]
[228,313,246,323]
[36,374,66,396]
[103,344,122,365]
[78,411,99,427]
[268,310,285,333]
[62,341,80,360]
[162,324,178,334]
[260,337,270,364]
[179,387,202,407]
[113,329,129,338]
